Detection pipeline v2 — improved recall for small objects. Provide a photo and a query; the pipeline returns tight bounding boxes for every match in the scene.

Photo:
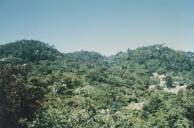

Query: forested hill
[0,40,194,128]
[64,51,106,64]
[0,40,63,63]
[112,44,194,73]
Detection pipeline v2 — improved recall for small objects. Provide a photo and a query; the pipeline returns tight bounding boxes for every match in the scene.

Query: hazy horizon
[0,0,194,55]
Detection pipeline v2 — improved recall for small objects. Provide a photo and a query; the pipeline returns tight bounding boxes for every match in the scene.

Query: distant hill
[64,50,105,64]
[111,44,193,73]
[0,40,63,63]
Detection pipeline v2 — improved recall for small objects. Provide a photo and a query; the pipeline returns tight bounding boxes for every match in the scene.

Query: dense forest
[0,40,194,128]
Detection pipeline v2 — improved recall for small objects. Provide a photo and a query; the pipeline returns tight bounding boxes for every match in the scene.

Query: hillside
[0,40,194,128]
[0,40,63,63]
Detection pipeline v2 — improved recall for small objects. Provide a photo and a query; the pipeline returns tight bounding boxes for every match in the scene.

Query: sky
[0,0,194,56]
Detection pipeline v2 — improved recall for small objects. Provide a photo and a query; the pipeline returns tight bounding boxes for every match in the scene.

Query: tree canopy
[0,40,194,128]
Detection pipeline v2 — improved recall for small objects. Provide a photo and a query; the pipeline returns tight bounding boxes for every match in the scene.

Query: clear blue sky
[0,0,193,55]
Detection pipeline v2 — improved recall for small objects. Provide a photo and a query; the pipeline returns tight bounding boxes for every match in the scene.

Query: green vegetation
[0,40,194,128]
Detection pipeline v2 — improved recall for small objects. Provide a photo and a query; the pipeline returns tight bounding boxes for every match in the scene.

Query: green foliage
[0,41,194,127]
[166,75,173,88]
[0,65,46,128]
[0,40,63,63]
